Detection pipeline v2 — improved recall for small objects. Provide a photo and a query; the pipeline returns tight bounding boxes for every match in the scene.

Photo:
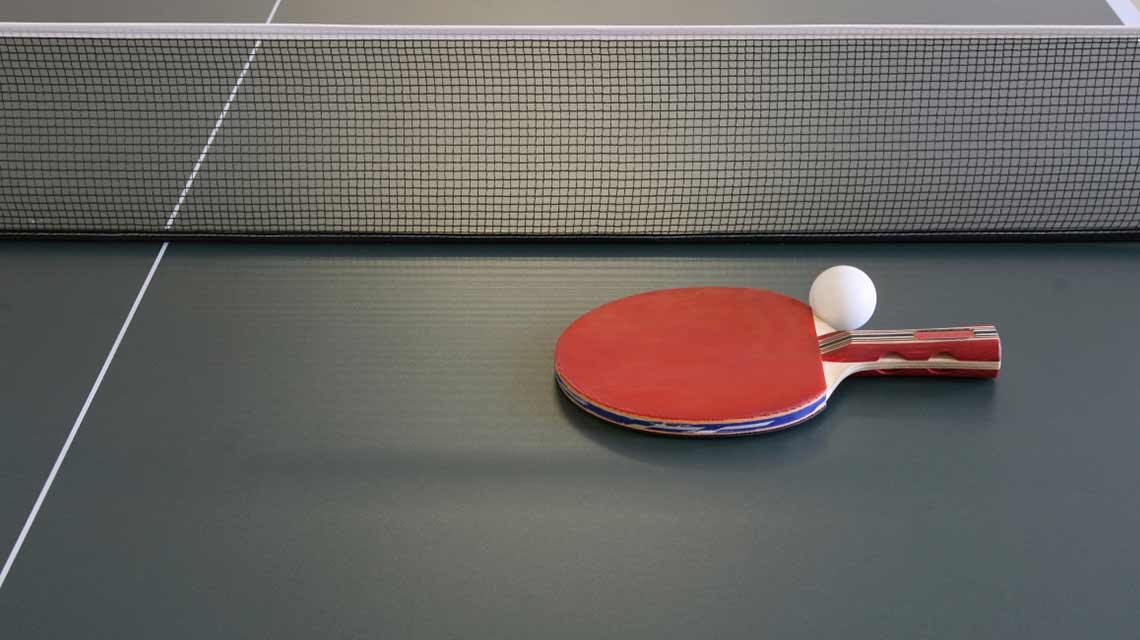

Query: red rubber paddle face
[554,287,827,435]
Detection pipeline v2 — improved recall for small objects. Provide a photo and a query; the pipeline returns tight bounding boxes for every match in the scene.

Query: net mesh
[2,28,1139,238]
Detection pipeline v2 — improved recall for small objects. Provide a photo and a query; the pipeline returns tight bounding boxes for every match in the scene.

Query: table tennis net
[2,24,1139,239]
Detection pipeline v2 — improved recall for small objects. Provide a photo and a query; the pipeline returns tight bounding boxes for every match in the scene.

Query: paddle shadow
[552,378,832,473]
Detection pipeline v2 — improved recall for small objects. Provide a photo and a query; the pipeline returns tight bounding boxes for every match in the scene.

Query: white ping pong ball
[809,265,877,331]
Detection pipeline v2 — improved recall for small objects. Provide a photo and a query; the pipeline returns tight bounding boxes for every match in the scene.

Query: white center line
[0,0,284,591]
[0,243,167,589]
[1105,0,1140,24]
[166,47,261,228]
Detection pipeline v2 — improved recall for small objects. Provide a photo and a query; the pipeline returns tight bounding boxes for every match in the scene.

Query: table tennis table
[2,0,1139,637]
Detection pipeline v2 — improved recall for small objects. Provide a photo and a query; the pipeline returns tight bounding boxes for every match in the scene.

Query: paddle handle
[819,325,1001,378]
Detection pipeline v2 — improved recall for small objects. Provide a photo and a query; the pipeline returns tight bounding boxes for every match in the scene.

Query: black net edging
[2,24,1139,240]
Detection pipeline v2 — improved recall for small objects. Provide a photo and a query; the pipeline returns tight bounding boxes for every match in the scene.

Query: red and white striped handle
[818,325,1001,378]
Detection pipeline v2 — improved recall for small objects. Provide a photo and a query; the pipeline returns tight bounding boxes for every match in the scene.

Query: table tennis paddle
[555,286,1000,436]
